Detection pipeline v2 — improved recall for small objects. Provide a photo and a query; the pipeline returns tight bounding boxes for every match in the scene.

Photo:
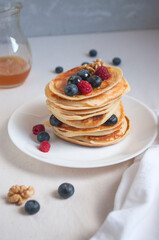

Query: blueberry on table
[81,62,89,65]
[112,57,121,66]
[55,66,63,73]
[89,49,97,57]
[37,131,50,142]
[87,75,102,88]
[49,115,62,127]
[76,69,90,80]
[105,114,118,126]
[25,200,40,215]
[64,83,78,96]
[67,75,82,85]
[58,183,75,199]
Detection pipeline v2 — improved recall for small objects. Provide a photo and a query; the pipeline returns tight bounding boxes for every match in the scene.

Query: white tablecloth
[0,30,159,240]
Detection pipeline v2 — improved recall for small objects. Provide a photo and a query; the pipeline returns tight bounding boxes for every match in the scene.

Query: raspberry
[32,124,45,135]
[39,140,50,153]
[95,66,110,81]
[77,80,92,95]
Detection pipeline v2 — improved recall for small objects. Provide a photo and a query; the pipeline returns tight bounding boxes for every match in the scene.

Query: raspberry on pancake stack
[45,59,131,147]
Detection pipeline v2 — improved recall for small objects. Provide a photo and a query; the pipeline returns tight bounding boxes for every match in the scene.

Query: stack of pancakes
[45,60,131,147]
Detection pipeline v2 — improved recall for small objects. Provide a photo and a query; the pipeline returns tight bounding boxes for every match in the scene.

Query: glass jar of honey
[0,2,32,88]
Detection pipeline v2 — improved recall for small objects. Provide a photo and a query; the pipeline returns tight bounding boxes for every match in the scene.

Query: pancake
[46,100,124,137]
[46,99,120,120]
[52,116,130,147]
[50,100,121,129]
[46,98,117,115]
[45,59,131,148]
[51,120,123,137]
[45,77,130,110]
[49,65,123,101]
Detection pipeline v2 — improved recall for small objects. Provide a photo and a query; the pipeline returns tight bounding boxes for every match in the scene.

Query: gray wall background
[3,0,159,37]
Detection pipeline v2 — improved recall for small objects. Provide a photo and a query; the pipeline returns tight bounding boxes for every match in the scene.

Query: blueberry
[89,49,97,57]
[37,131,50,142]
[58,183,74,199]
[64,84,78,96]
[77,69,90,80]
[25,200,40,215]
[49,115,62,127]
[105,114,118,126]
[81,62,89,66]
[67,75,82,85]
[55,66,63,73]
[87,75,102,88]
[112,57,121,66]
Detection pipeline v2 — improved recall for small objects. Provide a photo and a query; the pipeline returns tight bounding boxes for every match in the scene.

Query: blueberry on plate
[55,66,63,73]
[87,75,102,88]
[81,62,89,66]
[64,84,78,96]
[67,75,82,85]
[37,131,50,142]
[58,183,75,199]
[105,114,118,126]
[89,49,97,57]
[25,200,40,215]
[112,57,121,66]
[49,115,62,127]
[76,69,90,80]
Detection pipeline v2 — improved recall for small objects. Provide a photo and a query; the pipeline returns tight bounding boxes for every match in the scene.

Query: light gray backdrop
[2,0,159,37]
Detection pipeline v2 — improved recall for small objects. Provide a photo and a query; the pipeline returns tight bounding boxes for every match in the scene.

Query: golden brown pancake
[52,103,118,128]
[48,101,123,129]
[52,121,123,137]
[46,99,120,120]
[49,65,123,101]
[45,59,131,148]
[45,100,125,137]
[52,116,130,147]
[45,77,130,110]
[46,98,117,115]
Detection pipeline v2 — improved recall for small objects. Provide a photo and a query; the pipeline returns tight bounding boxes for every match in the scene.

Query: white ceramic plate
[8,95,158,168]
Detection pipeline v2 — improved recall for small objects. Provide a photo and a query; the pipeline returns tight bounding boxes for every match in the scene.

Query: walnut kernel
[83,59,107,74]
[7,185,35,205]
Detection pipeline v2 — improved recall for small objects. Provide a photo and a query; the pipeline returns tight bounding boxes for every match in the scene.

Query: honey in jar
[0,2,32,88]
[0,56,31,88]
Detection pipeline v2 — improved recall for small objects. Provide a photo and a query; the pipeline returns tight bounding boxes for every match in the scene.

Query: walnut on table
[7,185,35,205]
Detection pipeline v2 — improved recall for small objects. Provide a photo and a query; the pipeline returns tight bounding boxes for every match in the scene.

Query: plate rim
[8,95,158,168]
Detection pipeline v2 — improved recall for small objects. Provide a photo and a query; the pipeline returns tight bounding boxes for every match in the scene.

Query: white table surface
[0,29,159,240]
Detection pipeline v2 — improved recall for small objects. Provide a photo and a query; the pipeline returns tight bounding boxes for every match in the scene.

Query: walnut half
[83,59,107,74]
[7,185,35,205]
